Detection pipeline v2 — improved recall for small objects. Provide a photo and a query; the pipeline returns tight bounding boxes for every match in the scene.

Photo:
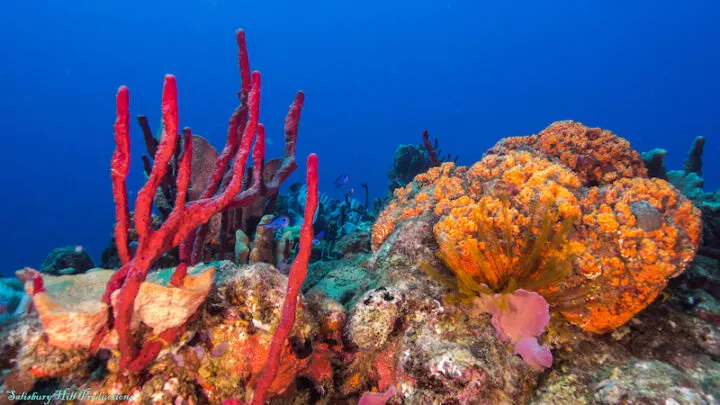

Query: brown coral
[372,122,701,334]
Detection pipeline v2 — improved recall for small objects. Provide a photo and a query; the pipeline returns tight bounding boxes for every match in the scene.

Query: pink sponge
[358,386,397,405]
[514,337,553,370]
[476,289,553,370]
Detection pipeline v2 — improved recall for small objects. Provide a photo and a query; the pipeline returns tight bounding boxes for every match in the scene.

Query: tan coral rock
[114,265,215,334]
[25,270,112,350]
[346,288,400,351]
[21,266,215,350]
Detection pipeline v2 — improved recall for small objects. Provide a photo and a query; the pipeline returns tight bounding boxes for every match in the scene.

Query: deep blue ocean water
[0,0,718,276]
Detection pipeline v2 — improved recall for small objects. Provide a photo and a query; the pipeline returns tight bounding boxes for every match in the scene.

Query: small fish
[74,245,84,253]
[259,216,290,231]
[129,241,140,254]
[334,174,349,188]
[312,230,326,246]
[348,187,355,196]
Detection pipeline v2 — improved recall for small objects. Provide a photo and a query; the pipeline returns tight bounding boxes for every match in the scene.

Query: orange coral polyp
[435,188,580,295]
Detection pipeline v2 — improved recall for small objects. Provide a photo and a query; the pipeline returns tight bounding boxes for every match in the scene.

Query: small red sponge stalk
[111,86,132,265]
[251,153,319,405]
[32,274,46,295]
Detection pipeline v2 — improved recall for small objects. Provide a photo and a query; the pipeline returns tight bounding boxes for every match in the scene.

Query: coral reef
[360,206,715,404]
[642,136,720,257]
[74,28,314,378]
[373,121,701,335]
[356,214,542,403]
[387,144,430,193]
[196,263,334,403]
[249,153,319,405]
[3,118,717,404]
[4,20,719,403]
[2,262,341,404]
[1,28,328,405]
[39,245,95,275]
[274,183,374,262]
[385,129,458,204]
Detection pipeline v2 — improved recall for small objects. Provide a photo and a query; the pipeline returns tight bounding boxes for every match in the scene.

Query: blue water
[1,0,718,275]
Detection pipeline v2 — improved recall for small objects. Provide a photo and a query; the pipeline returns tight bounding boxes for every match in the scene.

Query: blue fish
[312,230,326,245]
[260,216,290,231]
[334,174,349,188]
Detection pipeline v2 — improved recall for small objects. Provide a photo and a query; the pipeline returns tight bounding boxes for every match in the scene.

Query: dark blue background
[1,0,718,275]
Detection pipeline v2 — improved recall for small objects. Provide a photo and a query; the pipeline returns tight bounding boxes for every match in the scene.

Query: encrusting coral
[489,120,648,186]
[570,176,701,332]
[373,120,702,335]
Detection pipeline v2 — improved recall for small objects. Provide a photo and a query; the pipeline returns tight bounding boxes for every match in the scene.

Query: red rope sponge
[251,153,319,405]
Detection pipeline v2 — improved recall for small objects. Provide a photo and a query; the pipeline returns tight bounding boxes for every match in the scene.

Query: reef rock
[362,121,707,403]
[39,245,95,275]
[592,360,713,404]
[343,215,541,403]
[303,255,373,308]
[184,262,339,402]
